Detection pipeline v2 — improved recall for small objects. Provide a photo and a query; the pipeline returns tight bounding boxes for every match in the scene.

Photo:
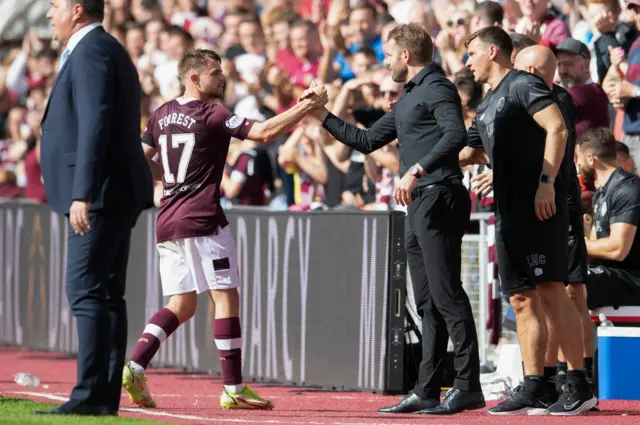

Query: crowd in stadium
[0,0,638,213]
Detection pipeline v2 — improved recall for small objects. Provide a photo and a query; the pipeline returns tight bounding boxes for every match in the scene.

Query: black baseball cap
[555,38,590,59]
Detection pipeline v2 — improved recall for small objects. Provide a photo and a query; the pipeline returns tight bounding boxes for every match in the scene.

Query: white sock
[224,384,244,393]
[129,361,145,374]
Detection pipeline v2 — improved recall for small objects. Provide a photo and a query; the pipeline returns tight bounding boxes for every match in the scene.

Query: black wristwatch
[410,165,422,179]
[540,174,555,184]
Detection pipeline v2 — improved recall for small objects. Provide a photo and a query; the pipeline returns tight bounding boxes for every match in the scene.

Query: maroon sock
[130,308,180,369]
[214,317,243,386]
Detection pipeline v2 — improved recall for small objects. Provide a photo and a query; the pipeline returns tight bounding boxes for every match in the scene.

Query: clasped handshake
[297,81,329,117]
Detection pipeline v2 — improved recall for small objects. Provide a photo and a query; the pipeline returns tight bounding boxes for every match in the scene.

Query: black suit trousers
[66,206,139,411]
[405,182,480,398]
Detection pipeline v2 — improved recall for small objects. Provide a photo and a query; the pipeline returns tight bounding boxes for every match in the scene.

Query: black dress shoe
[418,388,485,415]
[378,393,440,414]
[33,401,109,416]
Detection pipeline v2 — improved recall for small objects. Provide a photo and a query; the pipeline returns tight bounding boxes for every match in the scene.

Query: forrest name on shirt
[158,112,197,130]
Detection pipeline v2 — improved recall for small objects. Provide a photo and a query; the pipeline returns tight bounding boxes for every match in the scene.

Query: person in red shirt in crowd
[555,38,610,136]
[516,0,570,49]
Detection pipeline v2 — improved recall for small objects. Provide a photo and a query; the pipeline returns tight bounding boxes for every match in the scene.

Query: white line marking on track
[11,391,461,425]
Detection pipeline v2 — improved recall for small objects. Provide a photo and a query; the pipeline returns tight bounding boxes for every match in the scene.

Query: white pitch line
[11,391,454,425]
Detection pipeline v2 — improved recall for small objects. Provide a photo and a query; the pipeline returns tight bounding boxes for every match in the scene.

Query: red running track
[2,347,640,425]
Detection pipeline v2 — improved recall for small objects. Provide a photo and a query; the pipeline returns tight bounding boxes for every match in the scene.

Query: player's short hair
[510,33,536,52]
[577,127,618,161]
[474,1,504,25]
[68,0,105,22]
[465,26,513,59]
[387,23,434,64]
[178,49,222,82]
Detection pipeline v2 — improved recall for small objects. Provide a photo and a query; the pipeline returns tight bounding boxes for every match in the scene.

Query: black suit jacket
[40,26,153,215]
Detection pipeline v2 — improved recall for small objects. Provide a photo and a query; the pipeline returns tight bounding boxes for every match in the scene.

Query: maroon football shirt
[144,97,255,243]
[566,83,610,137]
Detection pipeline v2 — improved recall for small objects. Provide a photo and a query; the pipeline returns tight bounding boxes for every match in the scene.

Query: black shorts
[586,265,640,310]
[497,214,569,294]
[567,211,588,284]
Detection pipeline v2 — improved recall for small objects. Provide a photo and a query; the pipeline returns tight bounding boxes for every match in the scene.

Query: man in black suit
[37,0,153,416]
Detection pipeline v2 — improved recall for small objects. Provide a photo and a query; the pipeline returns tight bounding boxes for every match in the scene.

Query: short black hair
[354,45,376,59]
[465,26,513,59]
[577,127,618,162]
[378,12,396,27]
[617,141,631,156]
[510,33,537,52]
[70,0,105,22]
[167,24,195,45]
[474,1,504,25]
[455,76,483,110]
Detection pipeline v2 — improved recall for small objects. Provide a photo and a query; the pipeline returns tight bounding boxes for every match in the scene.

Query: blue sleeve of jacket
[71,43,114,202]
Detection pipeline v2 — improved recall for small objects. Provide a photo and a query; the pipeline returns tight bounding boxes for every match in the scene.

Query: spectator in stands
[587,0,637,83]
[555,38,610,136]
[5,29,57,98]
[333,2,385,81]
[576,128,640,309]
[137,19,169,71]
[470,1,504,33]
[125,22,146,67]
[455,71,483,129]
[23,126,45,204]
[617,140,636,173]
[272,19,323,106]
[510,33,536,64]
[516,0,571,48]
[222,139,273,206]
[605,1,640,169]
[278,121,328,210]
[154,25,194,101]
[131,0,163,23]
[582,189,596,237]
[435,7,472,75]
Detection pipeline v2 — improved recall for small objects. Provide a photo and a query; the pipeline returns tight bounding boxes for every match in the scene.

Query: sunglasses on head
[447,18,465,27]
[381,90,398,97]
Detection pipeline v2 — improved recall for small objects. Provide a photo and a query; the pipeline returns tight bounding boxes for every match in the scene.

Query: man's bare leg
[566,284,593,378]
[511,289,548,393]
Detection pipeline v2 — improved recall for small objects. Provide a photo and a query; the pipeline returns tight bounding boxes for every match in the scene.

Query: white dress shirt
[59,23,102,70]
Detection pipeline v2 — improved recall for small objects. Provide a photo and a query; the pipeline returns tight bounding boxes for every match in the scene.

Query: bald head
[514,45,557,88]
